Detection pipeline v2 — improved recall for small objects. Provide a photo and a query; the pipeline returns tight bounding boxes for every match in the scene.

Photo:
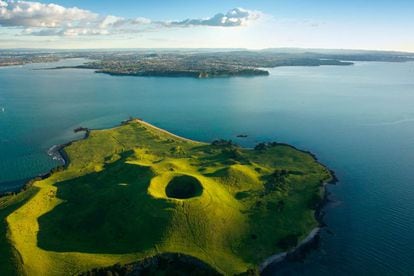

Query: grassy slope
[2,119,332,275]
[0,187,38,276]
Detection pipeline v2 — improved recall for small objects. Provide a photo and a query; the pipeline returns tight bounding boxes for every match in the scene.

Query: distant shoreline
[43,65,271,78]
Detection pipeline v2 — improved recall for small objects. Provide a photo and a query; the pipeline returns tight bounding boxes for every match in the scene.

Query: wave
[47,145,66,165]
[363,117,414,126]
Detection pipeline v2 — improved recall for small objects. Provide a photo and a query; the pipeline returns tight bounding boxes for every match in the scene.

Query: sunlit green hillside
[0,119,332,275]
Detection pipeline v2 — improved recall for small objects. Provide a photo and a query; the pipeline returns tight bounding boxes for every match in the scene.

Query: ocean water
[1,59,414,275]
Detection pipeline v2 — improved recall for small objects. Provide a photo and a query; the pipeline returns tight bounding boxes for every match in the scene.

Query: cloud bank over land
[0,1,260,36]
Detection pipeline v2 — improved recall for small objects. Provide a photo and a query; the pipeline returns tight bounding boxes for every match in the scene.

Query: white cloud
[97,15,152,28]
[0,0,97,28]
[62,27,109,36]
[0,1,260,37]
[169,8,261,27]
[99,15,124,29]
[23,27,109,36]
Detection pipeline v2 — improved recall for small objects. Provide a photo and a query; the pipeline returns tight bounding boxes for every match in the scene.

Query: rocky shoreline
[47,144,67,165]
[259,146,337,274]
[0,127,89,197]
[43,127,91,171]
[259,227,321,272]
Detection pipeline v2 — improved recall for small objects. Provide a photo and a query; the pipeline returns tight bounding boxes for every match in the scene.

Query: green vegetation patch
[1,119,333,275]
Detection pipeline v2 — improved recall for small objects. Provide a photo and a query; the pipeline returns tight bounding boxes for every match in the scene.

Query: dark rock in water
[74,126,89,133]
[237,134,248,138]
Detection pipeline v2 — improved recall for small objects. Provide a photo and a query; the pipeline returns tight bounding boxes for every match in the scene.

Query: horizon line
[1,47,413,54]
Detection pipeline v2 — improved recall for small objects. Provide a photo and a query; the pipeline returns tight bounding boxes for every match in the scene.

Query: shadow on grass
[165,175,203,199]
[81,253,221,276]
[37,154,174,254]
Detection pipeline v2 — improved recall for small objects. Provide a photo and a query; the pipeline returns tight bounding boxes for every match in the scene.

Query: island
[3,49,414,79]
[46,51,354,78]
[0,119,334,275]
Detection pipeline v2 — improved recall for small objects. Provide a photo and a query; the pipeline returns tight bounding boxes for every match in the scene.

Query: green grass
[1,119,332,275]
[0,187,38,276]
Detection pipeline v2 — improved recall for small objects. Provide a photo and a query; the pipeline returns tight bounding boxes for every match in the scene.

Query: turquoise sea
[1,59,413,275]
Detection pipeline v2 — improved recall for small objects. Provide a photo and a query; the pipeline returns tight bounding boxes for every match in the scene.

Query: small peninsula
[0,119,333,275]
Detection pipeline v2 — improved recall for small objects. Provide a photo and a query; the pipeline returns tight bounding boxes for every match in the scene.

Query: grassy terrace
[0,119,332,275]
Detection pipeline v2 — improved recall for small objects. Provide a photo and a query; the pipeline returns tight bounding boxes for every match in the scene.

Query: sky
[0,0,413,51]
